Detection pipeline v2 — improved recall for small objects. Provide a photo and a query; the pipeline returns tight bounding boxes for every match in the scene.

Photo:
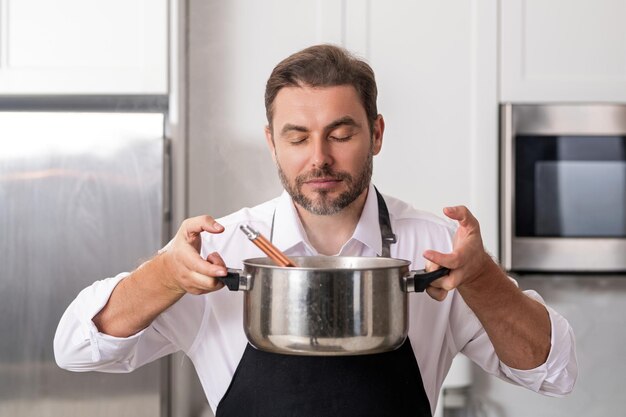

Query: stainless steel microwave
[500,104,626,273]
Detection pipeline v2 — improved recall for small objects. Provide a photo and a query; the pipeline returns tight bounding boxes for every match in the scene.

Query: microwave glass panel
[515,135,626,237]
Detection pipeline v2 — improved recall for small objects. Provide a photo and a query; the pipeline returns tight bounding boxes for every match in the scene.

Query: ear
[265,125,277,163]
[372,115,384,155]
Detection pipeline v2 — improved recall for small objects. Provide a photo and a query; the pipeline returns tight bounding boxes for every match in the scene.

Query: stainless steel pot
[221,256,449,356]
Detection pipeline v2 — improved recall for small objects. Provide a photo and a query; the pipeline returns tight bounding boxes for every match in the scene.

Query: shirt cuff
[498,291,577,396]
[75,272,149,364]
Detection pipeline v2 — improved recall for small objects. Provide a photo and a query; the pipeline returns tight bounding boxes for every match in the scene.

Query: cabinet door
[366,0,499,252]
[501,0,626,102]
[0,0,167,94]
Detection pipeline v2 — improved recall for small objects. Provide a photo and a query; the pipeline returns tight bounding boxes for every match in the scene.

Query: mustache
[296,166,351,184]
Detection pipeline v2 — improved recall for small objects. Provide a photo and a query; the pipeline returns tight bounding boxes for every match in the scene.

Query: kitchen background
[1,0,624,416]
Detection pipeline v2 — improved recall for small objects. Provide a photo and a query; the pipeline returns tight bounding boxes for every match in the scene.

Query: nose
[311,137,333,168]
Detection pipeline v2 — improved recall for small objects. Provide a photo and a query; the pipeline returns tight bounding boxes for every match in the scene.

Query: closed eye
[288,136,308,144]
[329,135,353,142]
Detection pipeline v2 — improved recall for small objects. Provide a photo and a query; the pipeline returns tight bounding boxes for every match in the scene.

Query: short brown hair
[265,44,378,135]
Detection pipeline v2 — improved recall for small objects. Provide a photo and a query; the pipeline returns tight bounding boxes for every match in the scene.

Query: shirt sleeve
[457,289,578,396]
[53,273,179,373]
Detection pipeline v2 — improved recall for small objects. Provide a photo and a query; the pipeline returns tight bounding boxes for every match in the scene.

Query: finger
[423,250,458,270]
[443,205,478,230]
[206,251,227,268]
[428,276,445,289]
[196,259,228,278]
[187,270,225,293]
[181,247,227,277]
[182,215,224,237]
[424,259,440,273]
[430,275,459,292]
[426,286,448,302]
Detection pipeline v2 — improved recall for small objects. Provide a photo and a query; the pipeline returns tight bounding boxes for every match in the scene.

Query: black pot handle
[406,267,451,292]
[218,268,247,291]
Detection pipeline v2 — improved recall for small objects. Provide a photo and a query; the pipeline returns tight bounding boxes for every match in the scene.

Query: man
[55,44,577,416]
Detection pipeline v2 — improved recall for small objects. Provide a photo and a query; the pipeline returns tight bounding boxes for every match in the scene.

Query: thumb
[423,249,454,269]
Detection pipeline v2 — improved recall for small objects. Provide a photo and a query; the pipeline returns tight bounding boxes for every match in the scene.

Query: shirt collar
[271,183,384,256]
[350,183,384,255]
[271,190,311,253]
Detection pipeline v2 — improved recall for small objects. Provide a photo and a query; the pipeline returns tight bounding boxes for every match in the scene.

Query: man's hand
[422,205,496,301]
[421,205,551,369]
[161,215,228,295]
[93,215,228,337]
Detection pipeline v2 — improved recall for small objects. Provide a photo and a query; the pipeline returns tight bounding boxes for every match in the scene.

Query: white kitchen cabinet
[367,0,498,252]
[500,0,626,102]
[0,0,167,94]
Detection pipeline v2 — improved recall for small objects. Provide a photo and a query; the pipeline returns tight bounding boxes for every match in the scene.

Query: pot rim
[241,255,412,271]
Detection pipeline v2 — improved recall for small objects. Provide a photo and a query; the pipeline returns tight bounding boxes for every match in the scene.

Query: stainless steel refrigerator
[0,111,168,416]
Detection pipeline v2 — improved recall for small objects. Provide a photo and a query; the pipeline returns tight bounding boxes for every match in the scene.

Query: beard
[277,151,373,216]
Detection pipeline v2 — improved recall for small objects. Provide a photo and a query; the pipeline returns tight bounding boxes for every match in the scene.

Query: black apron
[216,189,432,417]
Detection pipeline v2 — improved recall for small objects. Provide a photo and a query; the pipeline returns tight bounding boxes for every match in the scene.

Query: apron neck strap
[374,186,396,257]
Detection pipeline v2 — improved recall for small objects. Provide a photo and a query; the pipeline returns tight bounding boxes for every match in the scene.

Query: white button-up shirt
[54,184,577,414]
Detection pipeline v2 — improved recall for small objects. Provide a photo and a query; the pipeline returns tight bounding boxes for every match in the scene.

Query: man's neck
[294,188,369,256]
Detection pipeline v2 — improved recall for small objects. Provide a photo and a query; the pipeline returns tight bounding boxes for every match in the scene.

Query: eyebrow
[279,116,361,136]
[280,123,309,136]
[324,116,361,133]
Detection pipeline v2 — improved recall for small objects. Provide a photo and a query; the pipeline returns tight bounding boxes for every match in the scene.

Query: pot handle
[218,268,251,291]
[404,267,451,292]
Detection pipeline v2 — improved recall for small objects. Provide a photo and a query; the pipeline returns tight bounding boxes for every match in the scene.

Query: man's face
[265,85,383,215]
